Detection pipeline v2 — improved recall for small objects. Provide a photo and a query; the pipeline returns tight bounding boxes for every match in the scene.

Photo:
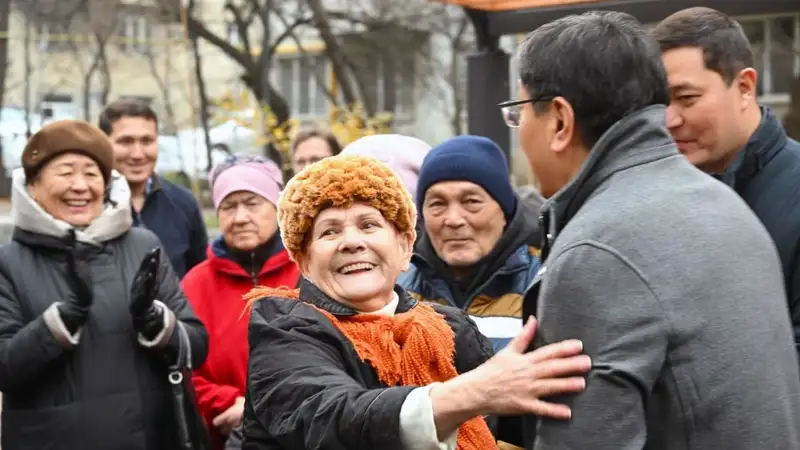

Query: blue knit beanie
[417,135,516,219]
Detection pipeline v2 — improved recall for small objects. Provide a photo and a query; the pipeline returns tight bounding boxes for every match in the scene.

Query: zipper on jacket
[462,265,527,311]
[250,252,258,286]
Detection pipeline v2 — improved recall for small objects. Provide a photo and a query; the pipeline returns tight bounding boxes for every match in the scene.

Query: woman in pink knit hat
[181,155,300,450]
[341,134,430,202]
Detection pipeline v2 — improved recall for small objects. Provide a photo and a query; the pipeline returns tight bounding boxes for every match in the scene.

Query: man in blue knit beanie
[415,135,518,220]
[398,135,542,358]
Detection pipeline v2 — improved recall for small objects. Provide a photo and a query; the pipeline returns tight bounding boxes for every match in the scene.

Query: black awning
[487,0,800,35]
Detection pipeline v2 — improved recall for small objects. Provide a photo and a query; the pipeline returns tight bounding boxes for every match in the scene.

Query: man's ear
[551,97,577,154]
[735,67,758,109]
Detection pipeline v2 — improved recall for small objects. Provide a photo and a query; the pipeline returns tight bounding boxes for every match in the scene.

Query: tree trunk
[449,17,469,135]
[23,7,33,138]
[0,0,10,112]
[305,0,367,114]
[99,43,111,106]
[0,0,12,179]
[82,45,101,121]
[187,0,214,173]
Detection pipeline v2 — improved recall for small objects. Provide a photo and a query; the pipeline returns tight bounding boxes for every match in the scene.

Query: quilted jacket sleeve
[0,267,72,392]
[134,232,208,368]
[246,299,415,450]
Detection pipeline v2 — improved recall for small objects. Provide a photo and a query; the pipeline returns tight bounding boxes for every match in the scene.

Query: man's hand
[466,316,591,418]
[212,396,245,436]
[430,317,590,439]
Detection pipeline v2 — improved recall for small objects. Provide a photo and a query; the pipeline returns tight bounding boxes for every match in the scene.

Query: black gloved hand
[130,247,163,340]
[59,229,93,334]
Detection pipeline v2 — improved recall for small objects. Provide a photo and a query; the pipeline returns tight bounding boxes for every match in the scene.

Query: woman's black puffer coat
[0,171,208,450]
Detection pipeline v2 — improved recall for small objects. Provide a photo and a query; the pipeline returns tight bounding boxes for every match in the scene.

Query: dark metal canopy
[484,0,800,38]
[457,0,799,165]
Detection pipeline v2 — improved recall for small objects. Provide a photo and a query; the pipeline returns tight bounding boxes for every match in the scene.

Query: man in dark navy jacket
[655,7,800,363]
[99,100,207,278]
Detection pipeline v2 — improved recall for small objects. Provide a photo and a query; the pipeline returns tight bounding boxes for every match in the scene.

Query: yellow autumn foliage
[211,89,392,164]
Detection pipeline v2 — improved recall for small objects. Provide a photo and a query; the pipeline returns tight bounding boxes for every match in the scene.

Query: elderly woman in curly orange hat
[241,155,591,450]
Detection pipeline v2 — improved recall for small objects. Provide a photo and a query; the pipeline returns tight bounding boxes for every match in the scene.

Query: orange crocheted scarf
[245,286,498,450]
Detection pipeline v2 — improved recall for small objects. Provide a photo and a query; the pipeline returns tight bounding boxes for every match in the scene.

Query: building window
[39,93,76,123]
[274,50,416,120]
[116,13,151,53]
[394,66,415,118]
[275,54,330,118]
[226,21,241,47]
[37,22,73,53]
[355,56,415,119]
[739,14,800,99]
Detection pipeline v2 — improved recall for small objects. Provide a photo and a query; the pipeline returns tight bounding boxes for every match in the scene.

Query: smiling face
[422,181,505,275]
[109,116,159,186]
[27,152,105,227]
[218,191,278,252]
[662,46,757,174]
[300,203,413,312]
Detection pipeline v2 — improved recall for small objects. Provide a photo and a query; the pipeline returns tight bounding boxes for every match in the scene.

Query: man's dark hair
[290,124,342,156]
[652,7,753,85]
[98,99,159,135]
[517,11,669,147]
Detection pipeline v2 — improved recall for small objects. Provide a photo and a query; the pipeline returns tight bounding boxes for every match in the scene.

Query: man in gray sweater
[502,11,800,450]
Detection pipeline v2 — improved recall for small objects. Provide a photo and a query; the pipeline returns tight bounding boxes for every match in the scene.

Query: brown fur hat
[22,120,114,185]
[278,154,417,262]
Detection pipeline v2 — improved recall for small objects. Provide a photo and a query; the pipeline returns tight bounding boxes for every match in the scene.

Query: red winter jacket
[181,236,300,450]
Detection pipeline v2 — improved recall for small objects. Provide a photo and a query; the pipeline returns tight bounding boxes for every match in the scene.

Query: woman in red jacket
[182,155,300,450]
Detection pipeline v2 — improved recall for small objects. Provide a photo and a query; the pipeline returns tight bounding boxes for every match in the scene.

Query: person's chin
[61,212,95,228]
[443,253,479,267]
[230,235,259,251]
[124,167,153,183]
[335,272,387,297]
[683,150,715,171]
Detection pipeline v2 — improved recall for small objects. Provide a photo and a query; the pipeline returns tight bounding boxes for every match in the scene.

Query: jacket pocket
[2,403,80,450]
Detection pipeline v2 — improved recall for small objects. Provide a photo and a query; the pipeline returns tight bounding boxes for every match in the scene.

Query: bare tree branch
[306,0,367,114]
[266,16,312,59]
[449,15,470,134]
[224,0,253,58]
[186,0,214,172]
[270,10,337,105]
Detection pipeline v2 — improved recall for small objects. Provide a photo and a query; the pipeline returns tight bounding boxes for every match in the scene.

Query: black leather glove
[130,247,163,340]
[59,230,93,334]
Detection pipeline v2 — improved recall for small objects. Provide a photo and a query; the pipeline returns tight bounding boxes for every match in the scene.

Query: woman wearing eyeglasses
[181,155,301,450]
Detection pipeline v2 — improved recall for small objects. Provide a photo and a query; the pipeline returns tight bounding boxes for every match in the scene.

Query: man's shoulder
[560,165,770,256]
[783,134,800,154]
[156,176,201,210]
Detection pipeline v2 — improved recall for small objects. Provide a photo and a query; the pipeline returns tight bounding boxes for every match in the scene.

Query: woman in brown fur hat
[241,155,591,450]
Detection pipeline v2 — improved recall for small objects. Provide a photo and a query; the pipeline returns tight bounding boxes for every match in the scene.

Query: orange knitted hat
[277,154,417,262]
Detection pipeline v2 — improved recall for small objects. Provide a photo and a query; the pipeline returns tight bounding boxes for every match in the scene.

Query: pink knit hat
[341,134,431,201]
[209,155,284,209]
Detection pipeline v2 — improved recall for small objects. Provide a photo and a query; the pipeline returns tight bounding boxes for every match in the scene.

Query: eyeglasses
[498,95,557,128]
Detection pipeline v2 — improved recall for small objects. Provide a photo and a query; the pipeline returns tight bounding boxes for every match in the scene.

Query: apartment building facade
[2,0,456,147]
[4,0,796,186]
